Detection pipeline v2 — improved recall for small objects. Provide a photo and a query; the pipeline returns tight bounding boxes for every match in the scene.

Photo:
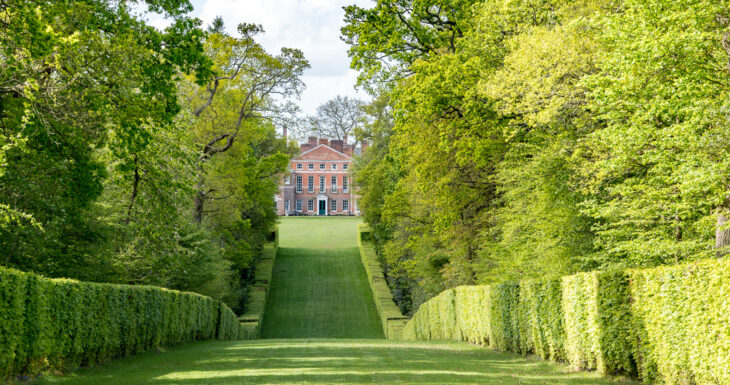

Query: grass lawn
[261,216,383,338]
[30,339,637,385]
[27,216,638,384]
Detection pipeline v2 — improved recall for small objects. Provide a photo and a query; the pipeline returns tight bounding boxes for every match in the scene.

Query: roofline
[294,144,352,160]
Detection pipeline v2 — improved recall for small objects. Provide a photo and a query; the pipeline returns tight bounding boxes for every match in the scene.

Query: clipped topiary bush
[561,271,634,375]
[454,285,491,346]
[0,266,243,382]
[489,281,521,352]
[358,224,408,339]
[629,258,730,384]
[521,278,565,361]
[240,238,279,339]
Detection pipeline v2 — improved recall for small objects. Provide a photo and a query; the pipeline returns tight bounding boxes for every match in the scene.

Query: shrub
[239,238,278,339]
[488,281,521,352]
[521,278,565,361]
[0,266,243,382]
[561,271,634,375]
[454,285,491,346]
[629,258,730,384]
[358,224,408,339]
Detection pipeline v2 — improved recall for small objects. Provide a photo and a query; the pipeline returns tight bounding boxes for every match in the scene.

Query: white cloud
[131,0,372,116]
[191,0,372,115]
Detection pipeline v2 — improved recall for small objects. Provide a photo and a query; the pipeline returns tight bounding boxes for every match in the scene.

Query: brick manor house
[275,135,367,216]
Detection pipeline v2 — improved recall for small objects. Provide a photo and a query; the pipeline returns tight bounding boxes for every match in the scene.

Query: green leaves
[348,0,730,313]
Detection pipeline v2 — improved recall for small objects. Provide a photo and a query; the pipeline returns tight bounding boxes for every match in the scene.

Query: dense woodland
[0,1,307,312]
[345,0,730,313]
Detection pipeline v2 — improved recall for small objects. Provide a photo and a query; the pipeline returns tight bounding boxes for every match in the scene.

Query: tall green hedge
[453,285,491,346]
[521,278,565,361]
[629,258,730,384]
[357,224,408,339]
[401,257,729,382]
[561,271,634,375]
[239,237,279,339]
[0,267,243,381]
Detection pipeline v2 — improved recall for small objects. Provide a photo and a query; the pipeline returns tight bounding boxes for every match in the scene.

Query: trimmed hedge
[357,224,408,339]
[561,271,634,375]
[401,257,729,382]
[239,238,279,339]
[0,267,243,382]
[521,278,565,361]
[629,258,730,384]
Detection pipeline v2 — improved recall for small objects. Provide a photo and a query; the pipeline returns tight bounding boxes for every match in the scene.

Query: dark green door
[318,200,326,215]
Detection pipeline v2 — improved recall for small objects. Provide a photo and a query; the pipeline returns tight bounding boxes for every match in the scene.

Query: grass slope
[30,339,637,385]
[27,216,638,384]
[261,217,383,339]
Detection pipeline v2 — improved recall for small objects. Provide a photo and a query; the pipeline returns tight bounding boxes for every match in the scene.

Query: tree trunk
[716,197,730,257]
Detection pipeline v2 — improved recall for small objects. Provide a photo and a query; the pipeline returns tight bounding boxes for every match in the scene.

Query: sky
[139,0,372,117]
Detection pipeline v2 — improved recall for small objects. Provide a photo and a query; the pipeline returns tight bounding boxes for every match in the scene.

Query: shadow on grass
[31,340,638,385]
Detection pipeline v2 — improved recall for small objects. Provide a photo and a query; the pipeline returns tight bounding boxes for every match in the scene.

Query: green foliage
[358,224,408,339]
[488,282,521,353]
[349,0,730,320]
[561,271,634,375]
[629,258,730,384]
[0,0,211,278]
[0,1,299,309]
[238,239,279,339]
[520,279,565,361]
[0,266,242,381]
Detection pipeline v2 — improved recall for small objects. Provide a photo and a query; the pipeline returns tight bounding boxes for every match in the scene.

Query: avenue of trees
[345,0,730,313]
[0,1,307,312]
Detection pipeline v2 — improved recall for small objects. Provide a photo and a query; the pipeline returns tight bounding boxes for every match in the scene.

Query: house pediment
[295,144,351,161]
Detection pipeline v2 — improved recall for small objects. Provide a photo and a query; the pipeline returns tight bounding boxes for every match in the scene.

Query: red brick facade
[276,137,361,216]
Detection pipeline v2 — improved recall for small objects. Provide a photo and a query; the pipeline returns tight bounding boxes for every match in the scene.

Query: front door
[318,200,326,215]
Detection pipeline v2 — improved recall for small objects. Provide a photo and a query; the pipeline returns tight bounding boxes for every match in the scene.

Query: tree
[0,0,211,279]
[182,23,309,222]
[342,0,480,89]
[304,96,365,142]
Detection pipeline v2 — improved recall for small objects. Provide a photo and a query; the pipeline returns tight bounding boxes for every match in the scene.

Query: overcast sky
[140,0,372,116]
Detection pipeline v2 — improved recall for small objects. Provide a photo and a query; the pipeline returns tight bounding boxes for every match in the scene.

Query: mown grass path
[31,339,635,385]
[30,217,636,384]
[261,217,382,338]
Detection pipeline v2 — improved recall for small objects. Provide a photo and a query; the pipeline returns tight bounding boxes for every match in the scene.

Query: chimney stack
[330,139,344,153]
[318,138,329,146]
[282,124,288,140]
[308,136,317,146]
[361,139,370,153]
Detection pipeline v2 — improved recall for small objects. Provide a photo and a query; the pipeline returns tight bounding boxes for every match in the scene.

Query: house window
[331,175,337,192]
[285,200,290,212]
[296,163,302,170]
[308,163,314,170]
[343,163,349,170]
[296,175,302,193]
[331,199,337,211]
[343,176,348,192]
[284,175,290,185]
[296,199,302,212]
[319,175,325,192]
[332,163,337,170]
[307,199,314,212]
[343,200,349,211]
[307,176,314,193]
[319,163,325,170]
